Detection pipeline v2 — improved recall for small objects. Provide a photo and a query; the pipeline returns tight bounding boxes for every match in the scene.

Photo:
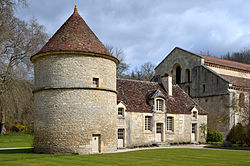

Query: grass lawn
[0,134,250,165]
[0,148,250,166]
[0,132,33,148]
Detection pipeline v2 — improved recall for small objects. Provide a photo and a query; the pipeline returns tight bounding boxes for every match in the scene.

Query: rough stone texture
[34,54,116,91]
[117,110,207,148]
[155,47,250,137]
[33,53,117,154]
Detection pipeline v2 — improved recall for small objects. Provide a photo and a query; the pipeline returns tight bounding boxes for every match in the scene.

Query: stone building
[155,47,250,137]
[31,6,119,154]
[116,77,207,148]
[31,7,207,154]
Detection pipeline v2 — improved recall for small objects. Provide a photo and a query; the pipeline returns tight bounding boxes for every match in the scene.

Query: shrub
[206,129,223,142]
[226,123,250,146]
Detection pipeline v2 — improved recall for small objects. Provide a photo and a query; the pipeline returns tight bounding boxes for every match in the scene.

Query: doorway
[191,124,197,142]
[156,123,163,142]
[118,129,125,148]
[92,134,100,153]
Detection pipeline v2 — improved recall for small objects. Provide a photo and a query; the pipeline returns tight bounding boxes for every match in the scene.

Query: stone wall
[33,53,117,154]
[155,48,202,84]
[121,111,207,147]
[34,54,116,91]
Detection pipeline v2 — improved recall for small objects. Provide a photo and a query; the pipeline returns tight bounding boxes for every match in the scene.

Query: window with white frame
[118,129,124,139]
[145,116,152,131]
[118,108,124,116]
[156,99,164,111]
[167,117,173,131]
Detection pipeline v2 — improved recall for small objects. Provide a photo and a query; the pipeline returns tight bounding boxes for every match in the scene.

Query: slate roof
[221,74,250,88]
[34,6,112,57]
[117,79,207,115]
[201,55,250,72]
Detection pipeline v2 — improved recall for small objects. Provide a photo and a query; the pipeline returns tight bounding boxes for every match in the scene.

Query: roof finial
[74,5,78,13]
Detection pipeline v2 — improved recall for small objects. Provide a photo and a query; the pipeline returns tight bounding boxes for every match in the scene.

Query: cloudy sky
[17,0,250,69]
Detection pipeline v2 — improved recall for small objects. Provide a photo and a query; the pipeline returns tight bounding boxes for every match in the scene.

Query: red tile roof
[117,79,207,115]
[35,6,112,57]
[220,74,250,88]
[201,55,250,72]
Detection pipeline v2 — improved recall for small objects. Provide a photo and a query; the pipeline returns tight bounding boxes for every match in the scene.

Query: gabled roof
[201,55,250,72]
[220,74,250,88]
[155,47,202,70]
[117,79,207,115]
[34,6,112,57]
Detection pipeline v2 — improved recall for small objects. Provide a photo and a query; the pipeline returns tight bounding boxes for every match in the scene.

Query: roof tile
[201,55,250,72]
[35,7,112,57]
[117,79,207,115]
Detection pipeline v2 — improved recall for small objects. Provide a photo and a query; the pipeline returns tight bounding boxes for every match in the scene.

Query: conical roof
[33,6,114,59]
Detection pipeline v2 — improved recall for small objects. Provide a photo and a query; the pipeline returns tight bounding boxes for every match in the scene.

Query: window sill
[118,116,125,119]
[166,131,174,134]
[144,130,153,134]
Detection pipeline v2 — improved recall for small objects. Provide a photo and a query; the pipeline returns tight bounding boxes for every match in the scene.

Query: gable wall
[155,48,202,84]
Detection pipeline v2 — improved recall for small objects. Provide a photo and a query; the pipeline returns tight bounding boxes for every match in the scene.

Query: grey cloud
[17,0,250,68]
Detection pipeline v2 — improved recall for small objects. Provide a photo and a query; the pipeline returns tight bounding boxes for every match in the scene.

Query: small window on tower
[93,78,99,87]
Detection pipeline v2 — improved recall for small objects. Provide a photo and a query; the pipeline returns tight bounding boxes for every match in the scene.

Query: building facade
[32,7,207,154]
[116,78,207,148]
[155,47,250,137]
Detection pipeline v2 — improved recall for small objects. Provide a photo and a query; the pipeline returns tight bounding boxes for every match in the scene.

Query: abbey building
[31,6,248,154]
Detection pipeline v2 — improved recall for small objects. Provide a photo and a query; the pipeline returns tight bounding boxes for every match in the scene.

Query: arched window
[185,69,191,82]
[176,66,181,84]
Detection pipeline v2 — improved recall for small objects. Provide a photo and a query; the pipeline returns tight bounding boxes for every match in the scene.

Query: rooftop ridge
[200,54,250,72]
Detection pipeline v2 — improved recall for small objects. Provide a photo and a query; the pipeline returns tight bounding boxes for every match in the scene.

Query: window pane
[118,129,124,139]
[145,116,151,130]
[118,108,124,116]
[192,124,196,133]
[93,78,99,87]
[156,99,163,111]
[167,117,173,131]
[156,124,162,133]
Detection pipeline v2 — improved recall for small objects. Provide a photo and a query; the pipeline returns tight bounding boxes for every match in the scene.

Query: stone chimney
[161,73,172,96]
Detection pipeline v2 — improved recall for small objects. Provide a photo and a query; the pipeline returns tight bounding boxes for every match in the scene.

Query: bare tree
[0,0,48,134]
[222,50,250,64]
[130,62,155,81]
[106,45,129,78]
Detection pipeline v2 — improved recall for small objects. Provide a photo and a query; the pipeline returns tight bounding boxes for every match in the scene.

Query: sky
[16,0,250,69]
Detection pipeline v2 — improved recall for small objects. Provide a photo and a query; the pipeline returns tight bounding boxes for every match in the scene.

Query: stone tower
[31,6,119,154]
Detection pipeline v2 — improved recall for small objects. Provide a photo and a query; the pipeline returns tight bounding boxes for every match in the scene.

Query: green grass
[205,145,250,150]
[0,135,250,165]
[0,148,250,166]
[0,132,33,148]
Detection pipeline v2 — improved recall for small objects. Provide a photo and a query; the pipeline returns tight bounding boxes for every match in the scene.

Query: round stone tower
[31,6,119,154]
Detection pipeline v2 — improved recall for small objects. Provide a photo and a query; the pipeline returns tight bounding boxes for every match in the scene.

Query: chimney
[161,73,172,96]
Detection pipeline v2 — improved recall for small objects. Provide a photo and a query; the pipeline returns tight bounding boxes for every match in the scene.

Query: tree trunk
[0,123,6,135]
[0,101,6,135]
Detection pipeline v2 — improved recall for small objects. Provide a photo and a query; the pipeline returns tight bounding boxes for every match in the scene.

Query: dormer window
[192,111,197,120]
[156,99,164,111]
[118,108,124,117]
